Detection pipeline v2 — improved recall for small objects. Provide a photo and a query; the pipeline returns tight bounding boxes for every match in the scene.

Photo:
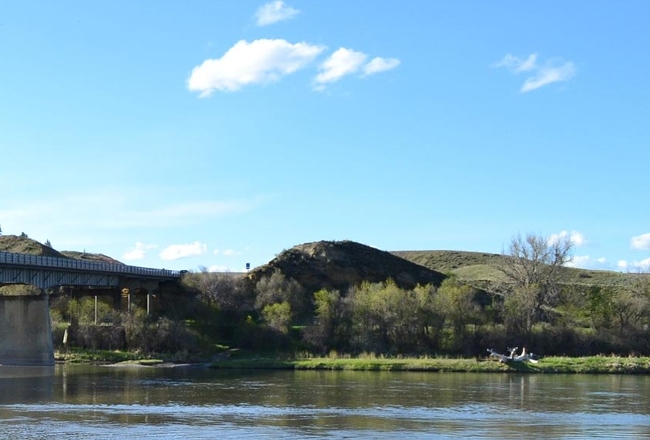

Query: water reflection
[0,365,648,439]
[0,366,55,403]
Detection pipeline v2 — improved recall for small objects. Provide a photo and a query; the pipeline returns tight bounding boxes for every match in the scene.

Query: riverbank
[209,355,650,374]
[54,349,650,374]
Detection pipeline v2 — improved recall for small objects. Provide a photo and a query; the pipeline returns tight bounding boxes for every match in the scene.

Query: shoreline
[53,349,650,374]
[208,355,650,374]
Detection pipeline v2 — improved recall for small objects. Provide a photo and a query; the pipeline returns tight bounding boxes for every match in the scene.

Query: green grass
[55,348,143,363]
[209,354,650,374]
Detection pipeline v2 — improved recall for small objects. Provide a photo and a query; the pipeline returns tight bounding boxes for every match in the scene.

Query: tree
[182,268,254,319]
[434,277,481,348]
[255,269,306,321]
[496,233,573,334]
[262,302,292,334]
[304,288,344,352]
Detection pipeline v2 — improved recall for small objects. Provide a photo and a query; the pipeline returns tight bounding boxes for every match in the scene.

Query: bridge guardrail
[0,251,181,279]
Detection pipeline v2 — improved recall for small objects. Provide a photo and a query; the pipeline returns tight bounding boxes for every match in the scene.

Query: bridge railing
[0,251,182,279]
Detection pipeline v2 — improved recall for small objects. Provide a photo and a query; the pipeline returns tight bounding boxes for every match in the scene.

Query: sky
[1,1,649,273]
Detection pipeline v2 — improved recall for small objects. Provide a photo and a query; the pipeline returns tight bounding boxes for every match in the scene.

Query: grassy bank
[209,355,650,374]
[55,348,177,365]
[54,348,650,374]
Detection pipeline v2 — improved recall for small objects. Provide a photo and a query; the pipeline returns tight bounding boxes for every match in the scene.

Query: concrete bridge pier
[0,295,54,366]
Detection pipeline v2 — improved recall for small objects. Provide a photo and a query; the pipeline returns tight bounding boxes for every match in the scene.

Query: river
[0,365,648,439]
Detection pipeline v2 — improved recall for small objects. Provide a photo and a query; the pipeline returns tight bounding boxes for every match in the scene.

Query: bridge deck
[0,251,182,289]
[0,251,181,279]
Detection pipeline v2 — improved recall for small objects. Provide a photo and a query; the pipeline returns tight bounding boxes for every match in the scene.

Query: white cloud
[188,39,325,96]
[315,48,368,84]
[548,230,586,247]
[255,1,299,26]
[566,255,608,269]
[123,242,157,261]
[314,48,400,88]
[207,265,230,272]
[521,62,576,92]
[494,53,576,92]
[362,57,401,76]
[630,233,650,250]
[493,53,538,73]
[616,259,650,271]
[160,242,207,261]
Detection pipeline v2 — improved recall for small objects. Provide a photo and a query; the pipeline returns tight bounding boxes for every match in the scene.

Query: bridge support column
[0,296,54,366]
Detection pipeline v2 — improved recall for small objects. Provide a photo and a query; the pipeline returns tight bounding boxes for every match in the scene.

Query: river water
[0,364,648,439]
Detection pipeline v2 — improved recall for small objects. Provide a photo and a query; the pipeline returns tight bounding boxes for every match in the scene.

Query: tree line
[52,233,650,357]
[180,233,650,357]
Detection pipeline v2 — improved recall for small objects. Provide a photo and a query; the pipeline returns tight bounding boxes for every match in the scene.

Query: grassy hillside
[0,234,122,265]
[393,249,640,290]
[0,235,68,258]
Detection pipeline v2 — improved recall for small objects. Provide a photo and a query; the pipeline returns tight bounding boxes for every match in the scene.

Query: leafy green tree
[304,288,344,352]
[434,278,481,348]
[262,302,292,334]
[348,280,439,353]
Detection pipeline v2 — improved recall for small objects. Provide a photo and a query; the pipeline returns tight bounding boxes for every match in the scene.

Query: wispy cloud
[0,188,263,248]
[188,39,325,96]
[548,230,586,247]
[207,264,231,272]
[314,48,400,89]
[214,249,241,256]
[160,242,207,261]
[494,53,576,92]
[255,1,299,26]
[494,53,538,73]
[362,57,401,76]
[315,48,368,84]
[566,255,608,269]
[617,258,650,271]
[123,242,157,261]
[630,233,650,250]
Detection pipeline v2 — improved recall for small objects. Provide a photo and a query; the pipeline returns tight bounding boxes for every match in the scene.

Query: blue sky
[1,1,649,272]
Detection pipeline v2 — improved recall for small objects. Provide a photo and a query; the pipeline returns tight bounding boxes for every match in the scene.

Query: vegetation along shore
[2,232,650,371]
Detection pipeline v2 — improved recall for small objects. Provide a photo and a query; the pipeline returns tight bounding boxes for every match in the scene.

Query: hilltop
[0,234,122,265]
[249,240,447,293]
[0,235,68,258]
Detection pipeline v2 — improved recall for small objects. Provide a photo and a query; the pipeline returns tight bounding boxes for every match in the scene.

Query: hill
[0,235,68,258]
[59,251,123,265]
[249,240,447,293]
[2,234,641,292]
[392,249,638,290]
[0,235,123,265]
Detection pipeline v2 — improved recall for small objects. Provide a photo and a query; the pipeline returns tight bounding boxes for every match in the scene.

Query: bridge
[0,251,182,290]
[0,251,184,367]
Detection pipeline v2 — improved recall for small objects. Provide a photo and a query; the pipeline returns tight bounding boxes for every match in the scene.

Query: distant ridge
[0,235,122,265]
